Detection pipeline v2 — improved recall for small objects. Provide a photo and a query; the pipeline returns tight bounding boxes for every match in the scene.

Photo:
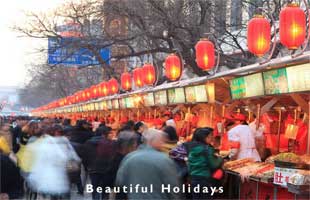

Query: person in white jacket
[27,125,80,198]
[228,114,261,162]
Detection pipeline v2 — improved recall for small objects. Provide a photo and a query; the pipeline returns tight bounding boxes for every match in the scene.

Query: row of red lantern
[121,63,157,91]
[247,3,307,56]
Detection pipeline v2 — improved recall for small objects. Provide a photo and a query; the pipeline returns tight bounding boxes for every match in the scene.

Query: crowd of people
[0,111,262,200]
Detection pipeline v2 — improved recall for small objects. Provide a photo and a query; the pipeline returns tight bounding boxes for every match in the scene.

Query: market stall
[32,51,310,199]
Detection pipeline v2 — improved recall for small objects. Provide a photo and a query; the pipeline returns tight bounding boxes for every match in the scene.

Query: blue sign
[48,37,110,66]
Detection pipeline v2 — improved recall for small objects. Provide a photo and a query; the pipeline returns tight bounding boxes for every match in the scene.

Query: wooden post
[256,104,261,130]
[277,109,282,153]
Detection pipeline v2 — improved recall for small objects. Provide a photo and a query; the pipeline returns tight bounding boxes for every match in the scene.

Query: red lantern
[86,88,92,100]
[280,3,306,49]
[142,64,156,85]
[101,81,110,96]
[121,72,132,91]
[75,91,81,102]
[82,90,87,101]
[247,15,271,56]
[90,85,98,99]
[133,68,144,87]
[69,95,75,104]
[195,39,215,70]
[165,54,182,81]
[109,78,119,94]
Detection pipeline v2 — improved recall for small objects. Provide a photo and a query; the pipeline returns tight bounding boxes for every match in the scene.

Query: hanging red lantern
[121,72,132,91]
[195,39,215,70]
[69,95,75,104]
[133,67,144,87]
[165,54,182,81]
[247,15,271,56]
[86,88,92,100]
[109,78,119,94]
[142,64,156,85]
[101,81,110,96]
[90,85,98,99]
[81,90,87,101]
[75,91,81,102]
[280,3,306,49]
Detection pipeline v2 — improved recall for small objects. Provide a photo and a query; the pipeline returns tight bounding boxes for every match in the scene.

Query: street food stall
[32,51,310,199]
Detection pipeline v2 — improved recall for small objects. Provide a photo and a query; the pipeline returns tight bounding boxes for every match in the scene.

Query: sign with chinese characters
[185,85,208,103]
[286,63,310,93]
[48,37,110,66]
[230,73,264,99]
[273,167,298,187]
[263,68,289,95]
[168,88,185,104]
[119,98,126,109]
[125,97,134,108]
[143,93,155,106]
[112,99,119,109]
[154,90,167,105]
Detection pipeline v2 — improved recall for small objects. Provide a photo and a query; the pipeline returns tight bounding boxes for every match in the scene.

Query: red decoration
[195,39,215,70]
[142,64,156,85]
[91,85,98,99]
[82,90,87,101]
[101,81,110,96]
[109,78,119,94]
[86,88,91,100]
[247,15,271,56]
[133,68,144,87]
[165,54,182,81]
[280,3,306,49]
[121,72,132,91]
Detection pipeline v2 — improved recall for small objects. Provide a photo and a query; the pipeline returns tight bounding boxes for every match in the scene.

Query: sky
[0,0,66,87]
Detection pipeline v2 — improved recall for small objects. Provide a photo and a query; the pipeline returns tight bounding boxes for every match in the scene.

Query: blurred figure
[161,126,178,155]
[0,123,12,152]
[27,124,80,199]
[85,126,115,200]
[0,142,23,199]
[16,120,41,176]
[186,127,223,200]
[133,121,147,145]
[116,128,180,200]
[162,111,176,129]
[70,120,93,144]
[63,118,74,136]
[112,131,138,200]
[11,116,27,153]
[119,120,135,132]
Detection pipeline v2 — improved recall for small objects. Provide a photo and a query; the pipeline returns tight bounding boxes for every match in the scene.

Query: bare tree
[15,0,294,107]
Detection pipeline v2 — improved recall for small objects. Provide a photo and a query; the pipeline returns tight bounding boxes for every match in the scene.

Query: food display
[224,158,254,170]
[265,153,310,165]
[225,159,275,182]
[289,170,310,185]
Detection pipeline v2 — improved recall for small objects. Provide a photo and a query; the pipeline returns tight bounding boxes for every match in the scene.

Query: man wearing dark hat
[227,113,261,161]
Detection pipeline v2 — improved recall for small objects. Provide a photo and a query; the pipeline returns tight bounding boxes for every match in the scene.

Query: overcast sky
[0,0,66,87]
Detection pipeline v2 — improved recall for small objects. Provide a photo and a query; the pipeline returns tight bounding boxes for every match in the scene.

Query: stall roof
[41,51,310,111]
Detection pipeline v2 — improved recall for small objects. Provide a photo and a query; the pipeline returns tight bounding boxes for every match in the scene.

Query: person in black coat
[133,121,147,145]
[0,153,23,199]
[70,120,93,144]
[82,126,114,200]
